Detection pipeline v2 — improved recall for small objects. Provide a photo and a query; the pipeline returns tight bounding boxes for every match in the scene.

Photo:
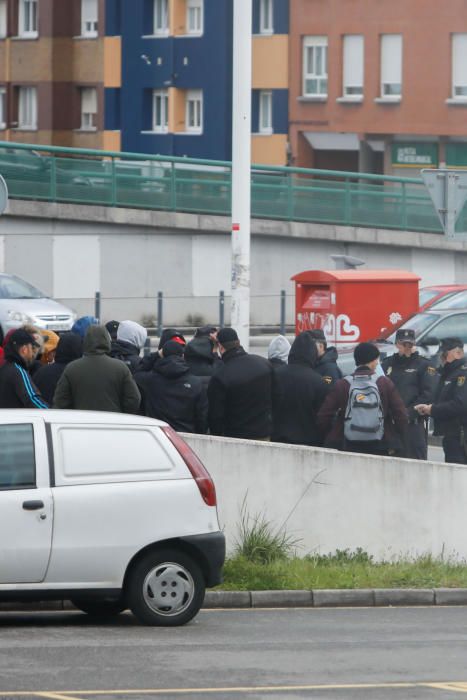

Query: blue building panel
[272,89,288,134]
[252,0,289,35]
[105,0,122,36]
[104,88,121,130]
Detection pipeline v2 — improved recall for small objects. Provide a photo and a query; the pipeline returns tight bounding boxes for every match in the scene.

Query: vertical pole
[111,156,117,207]
[219,290,225,328]
[446,171,458,238]
[50,156,57,202]
[94,291,101,323]
[280,290,286,335]
[157,291,164,339]
[231,0,252,351]
[401,181,408,230]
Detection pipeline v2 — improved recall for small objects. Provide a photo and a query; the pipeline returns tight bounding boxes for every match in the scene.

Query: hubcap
[142,562,195,617]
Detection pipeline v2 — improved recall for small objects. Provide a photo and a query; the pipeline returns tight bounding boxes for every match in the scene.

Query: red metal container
[291,270,420,345]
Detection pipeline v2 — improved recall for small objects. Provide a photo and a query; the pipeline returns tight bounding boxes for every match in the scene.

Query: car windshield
[0,275,46,299]
[419,288,441,307]
[431,290,467,310]
[385,313,439,343]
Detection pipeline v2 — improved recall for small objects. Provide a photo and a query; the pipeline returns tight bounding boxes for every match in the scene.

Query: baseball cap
[395,328,416,344]
[440,337,464,352]
[9,329,40,349]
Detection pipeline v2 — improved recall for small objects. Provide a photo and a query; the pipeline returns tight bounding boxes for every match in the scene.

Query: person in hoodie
[272,332,329,446]
[184,325,221,387]
[34,332,83,405]
[134,340,208,433]
[53,325,141,413]
[71,316,99,339]
[307,329,343,386]
[110,320,147,373]
[268,335,291,367]
[139,327,186,372]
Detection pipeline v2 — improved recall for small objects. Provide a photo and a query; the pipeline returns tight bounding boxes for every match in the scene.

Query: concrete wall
[183,434,467,561]
[3,199,467,326]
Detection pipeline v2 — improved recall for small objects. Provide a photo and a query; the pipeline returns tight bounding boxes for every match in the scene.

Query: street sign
[0,175,7,216]
[421,169,467,238]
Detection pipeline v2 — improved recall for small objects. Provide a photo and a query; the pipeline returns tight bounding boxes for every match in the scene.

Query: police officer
[382,328,437,459]
[415,337,467,464]
[307,329,343,386]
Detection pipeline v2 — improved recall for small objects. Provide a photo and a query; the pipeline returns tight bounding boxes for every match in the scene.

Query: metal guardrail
[0,140,447,233]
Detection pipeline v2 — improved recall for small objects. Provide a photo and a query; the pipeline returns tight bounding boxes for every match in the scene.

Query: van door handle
[22,500,44,511]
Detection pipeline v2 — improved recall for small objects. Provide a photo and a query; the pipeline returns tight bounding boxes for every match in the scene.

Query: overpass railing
[0,141,445,233]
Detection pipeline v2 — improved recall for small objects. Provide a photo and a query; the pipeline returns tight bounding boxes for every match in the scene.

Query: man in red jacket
[317,342,408,456]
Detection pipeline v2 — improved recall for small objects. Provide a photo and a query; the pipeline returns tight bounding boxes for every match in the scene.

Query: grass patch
[218,551,467,591]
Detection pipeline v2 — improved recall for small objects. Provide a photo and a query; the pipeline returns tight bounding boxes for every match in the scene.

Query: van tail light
[161,426,217,507]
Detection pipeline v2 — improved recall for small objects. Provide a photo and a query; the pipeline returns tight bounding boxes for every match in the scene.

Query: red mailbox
[292,270,420,345]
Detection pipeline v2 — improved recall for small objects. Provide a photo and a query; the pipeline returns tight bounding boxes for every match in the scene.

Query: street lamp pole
[231,0,252,350]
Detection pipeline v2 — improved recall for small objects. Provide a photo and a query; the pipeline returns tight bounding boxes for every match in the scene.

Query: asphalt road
[1,607,467,699]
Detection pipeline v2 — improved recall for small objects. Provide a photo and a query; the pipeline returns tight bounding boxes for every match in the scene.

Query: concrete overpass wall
[184,434,466,561]
[2,199,467,325]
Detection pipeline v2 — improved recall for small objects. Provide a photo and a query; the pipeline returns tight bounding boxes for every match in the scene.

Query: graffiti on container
[297,312,360,343]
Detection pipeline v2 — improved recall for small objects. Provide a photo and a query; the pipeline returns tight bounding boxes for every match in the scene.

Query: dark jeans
[442,435,467,464]
[406,422,428,460]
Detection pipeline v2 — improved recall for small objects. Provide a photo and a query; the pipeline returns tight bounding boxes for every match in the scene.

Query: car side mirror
[420,336,439,349]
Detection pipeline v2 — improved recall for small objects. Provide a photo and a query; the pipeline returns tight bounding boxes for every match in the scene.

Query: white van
[0,410,225,626]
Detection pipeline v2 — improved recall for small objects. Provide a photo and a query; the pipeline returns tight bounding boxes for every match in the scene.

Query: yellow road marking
[1,682,467,696]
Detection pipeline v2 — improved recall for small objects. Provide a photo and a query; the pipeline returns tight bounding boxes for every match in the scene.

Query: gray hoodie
[268,335,291,365]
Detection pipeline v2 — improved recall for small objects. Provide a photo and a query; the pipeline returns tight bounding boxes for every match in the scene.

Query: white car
[0,410,225,626]
[0,273,75,341]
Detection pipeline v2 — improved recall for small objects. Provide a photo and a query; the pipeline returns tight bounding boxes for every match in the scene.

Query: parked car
[419,285,467,311]
[0,273,76,342]
[337,308,467,375]
[0,410,224,626]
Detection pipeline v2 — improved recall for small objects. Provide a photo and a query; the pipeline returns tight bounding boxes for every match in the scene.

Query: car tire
[70,598,126,617]
[126,549,205,627]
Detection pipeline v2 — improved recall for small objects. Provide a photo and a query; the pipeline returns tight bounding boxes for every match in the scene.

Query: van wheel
[127,549,205,626]
[70,598,126,617]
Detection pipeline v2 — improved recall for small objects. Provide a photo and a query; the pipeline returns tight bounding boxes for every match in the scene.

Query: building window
[154,0,168,35]
[259,90,272,133]
[80,87,97,130]
[380,34,402,97]
[153,89,168,132]
[18,86,37,129]
[186,89,202,132]
[0,0,7,38]
[18,0,38,37]
[187,0,203,35]
[0,87,6,128]
[259,0,273,34]
[452,34,467,98]
[303,36,328,97]
[81,0,98,37]
[343,35,364,97]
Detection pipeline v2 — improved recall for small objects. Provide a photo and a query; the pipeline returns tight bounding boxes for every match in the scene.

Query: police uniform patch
[323,376,332,384]
[458,376,466,387]
[386,367,392,376]
[427,366,436,376]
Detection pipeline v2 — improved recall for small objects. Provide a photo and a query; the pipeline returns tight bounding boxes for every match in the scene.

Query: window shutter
[82,87,97,113]
[453,34,467,93]
[381,34,402,88]
[343,35,364,93]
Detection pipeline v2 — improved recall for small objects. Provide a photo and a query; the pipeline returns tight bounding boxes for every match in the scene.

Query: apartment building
[289,0,467,176]
[0,0,289,164]
[0,0,119,150]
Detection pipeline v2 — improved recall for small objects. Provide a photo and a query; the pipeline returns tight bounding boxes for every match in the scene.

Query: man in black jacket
[272,332,329,446]
[34,332,83,405]
[110,320,147,374]
[134,340,208,433]
[415,337,467,464]
[382,328,437,459]
[184,326,221,388]
[207,328,273,439]
[0,329,49,409]
[307,329,342,386]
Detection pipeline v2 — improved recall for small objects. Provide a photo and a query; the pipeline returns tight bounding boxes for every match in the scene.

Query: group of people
[0,314,465,464]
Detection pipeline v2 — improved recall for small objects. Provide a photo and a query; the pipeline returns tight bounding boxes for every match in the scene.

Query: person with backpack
[317,342,408,456]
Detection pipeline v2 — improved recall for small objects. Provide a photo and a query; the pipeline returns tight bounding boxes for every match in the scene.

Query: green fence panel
[0,141,444,234]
